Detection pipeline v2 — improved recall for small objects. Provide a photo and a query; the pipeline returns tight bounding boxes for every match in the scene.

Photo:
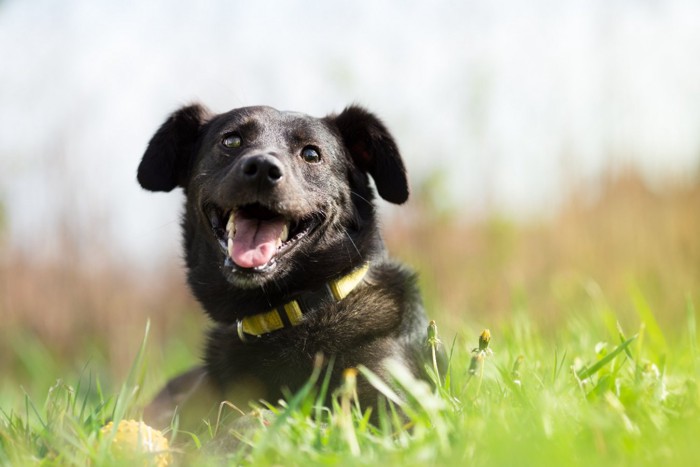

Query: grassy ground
[0,170,698,465]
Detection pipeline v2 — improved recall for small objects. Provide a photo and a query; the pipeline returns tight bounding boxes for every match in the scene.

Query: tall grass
[390,170,700,333]
[1,305,698,465]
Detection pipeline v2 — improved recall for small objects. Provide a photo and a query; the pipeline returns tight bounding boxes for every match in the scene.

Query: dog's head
[138,104,408,315]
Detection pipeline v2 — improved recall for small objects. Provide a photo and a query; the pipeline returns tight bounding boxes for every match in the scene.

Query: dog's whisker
[350,191,373,207]
[342,227,362,258]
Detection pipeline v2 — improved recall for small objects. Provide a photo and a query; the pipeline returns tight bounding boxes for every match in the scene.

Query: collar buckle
[236,320,249,343]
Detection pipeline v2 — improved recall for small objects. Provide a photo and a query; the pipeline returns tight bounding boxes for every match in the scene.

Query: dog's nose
[240,154,284,185]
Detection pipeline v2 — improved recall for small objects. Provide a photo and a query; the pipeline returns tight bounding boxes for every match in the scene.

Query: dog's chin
[204,202,324,289]
[219,259,277,288]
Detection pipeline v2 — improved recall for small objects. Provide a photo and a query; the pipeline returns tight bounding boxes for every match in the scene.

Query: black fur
[138,104,432,429]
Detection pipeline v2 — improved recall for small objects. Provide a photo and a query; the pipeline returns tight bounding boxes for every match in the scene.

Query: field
[0,170,699,465]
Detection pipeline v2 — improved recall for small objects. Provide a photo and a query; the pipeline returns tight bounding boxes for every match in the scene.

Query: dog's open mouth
[206,203,320,271]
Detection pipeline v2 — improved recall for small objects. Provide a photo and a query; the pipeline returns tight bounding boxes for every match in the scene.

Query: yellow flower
[100,419,171,466]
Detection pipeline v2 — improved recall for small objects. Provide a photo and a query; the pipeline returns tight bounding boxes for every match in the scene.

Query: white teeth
[227,237,234,258]
[280,224,289,242]
[226,212,235,238]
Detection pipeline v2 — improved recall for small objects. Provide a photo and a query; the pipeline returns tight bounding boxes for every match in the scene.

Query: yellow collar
[236,263,370,342]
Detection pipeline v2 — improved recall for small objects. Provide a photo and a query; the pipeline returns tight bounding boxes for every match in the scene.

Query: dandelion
[641,361,668,401]
[100,420,171,467]
[338,368,360,455]
[472,329,493,357]
[427,320,442,383]
[511,355,524,387]
[466,329,494,399]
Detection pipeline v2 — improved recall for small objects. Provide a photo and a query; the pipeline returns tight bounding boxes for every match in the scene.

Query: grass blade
[630,285,667,355]
[356,365,404,407]
[577,335,637,380]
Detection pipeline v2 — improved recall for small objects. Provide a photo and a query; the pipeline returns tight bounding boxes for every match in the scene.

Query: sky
[1,0,699,267]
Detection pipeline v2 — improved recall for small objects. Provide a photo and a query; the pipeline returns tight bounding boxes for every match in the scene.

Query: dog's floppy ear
[332,105,409,204]
[137,104,209,192]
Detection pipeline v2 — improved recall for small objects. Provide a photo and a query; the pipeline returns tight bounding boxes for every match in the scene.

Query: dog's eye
[301,146,321,163]
[222,134,242,149]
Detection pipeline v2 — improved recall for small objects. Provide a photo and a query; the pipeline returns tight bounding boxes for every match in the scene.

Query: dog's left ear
[332,105,409,204]
[137,104,210,192]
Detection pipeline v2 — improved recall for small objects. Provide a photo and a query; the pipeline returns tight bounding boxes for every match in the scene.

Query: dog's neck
[233,263,370,342]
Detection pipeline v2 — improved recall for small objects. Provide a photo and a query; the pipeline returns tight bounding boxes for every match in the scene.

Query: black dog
[138,104,432,429]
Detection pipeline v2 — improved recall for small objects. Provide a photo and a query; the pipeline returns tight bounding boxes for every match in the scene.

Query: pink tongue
[231,216,286,269]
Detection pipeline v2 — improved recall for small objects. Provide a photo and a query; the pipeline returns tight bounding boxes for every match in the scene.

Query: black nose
[240,154,284,186]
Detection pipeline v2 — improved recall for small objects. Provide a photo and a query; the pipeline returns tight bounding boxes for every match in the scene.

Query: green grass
[1,295,698,466]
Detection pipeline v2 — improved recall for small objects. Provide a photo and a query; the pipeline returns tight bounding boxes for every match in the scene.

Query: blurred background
[1,0,699,404]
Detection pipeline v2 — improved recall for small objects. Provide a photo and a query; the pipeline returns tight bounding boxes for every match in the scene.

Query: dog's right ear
[137,104,209,192]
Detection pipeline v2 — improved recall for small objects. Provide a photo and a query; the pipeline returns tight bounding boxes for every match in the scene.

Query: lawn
[1,171,698,465]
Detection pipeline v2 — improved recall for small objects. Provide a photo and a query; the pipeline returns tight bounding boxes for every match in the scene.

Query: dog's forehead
[215,106,325,130]
[205,106,338,149]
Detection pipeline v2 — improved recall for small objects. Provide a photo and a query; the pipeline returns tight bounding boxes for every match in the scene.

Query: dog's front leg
[144,365,222,430]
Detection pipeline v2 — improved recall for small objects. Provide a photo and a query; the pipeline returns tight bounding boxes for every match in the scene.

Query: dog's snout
[240,154,284,185]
